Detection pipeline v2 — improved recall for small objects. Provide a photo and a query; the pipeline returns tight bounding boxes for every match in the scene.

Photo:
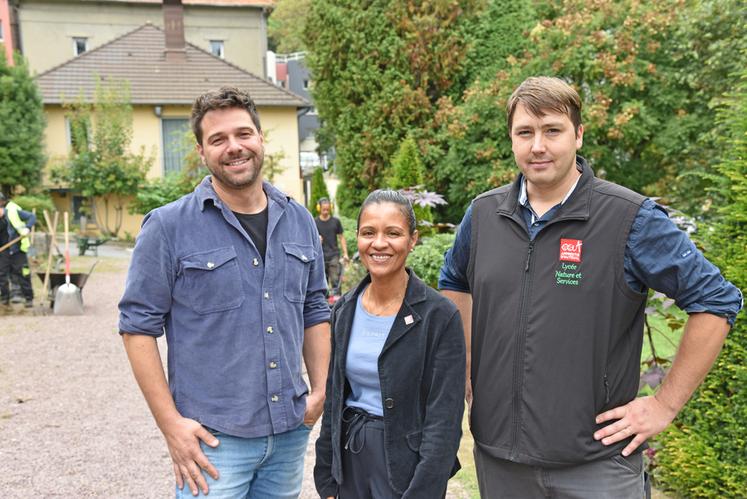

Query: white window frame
[161,117,191,176]
[73,37,88,56]
[209,40,224,59]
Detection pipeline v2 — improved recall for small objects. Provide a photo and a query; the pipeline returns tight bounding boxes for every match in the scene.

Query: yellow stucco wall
[43,103,302,237]
[20,0,266,76]
[260,107,303,202]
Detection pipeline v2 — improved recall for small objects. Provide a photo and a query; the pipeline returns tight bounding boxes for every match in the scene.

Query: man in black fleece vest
[439,77,742,498]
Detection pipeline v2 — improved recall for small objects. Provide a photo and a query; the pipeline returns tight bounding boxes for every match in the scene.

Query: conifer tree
[0,51,45,195]
[387,136,433,231]
[386,136,425,190]
[308,167,330,217]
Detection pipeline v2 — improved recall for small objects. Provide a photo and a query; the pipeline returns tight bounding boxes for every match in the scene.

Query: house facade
[13,0,272,75]
[37,12,308,237]
[0,0,16,63]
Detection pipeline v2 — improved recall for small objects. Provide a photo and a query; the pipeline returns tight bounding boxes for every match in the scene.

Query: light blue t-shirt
[345,290,396,416]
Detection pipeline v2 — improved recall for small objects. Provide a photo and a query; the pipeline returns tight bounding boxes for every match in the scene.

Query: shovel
[54,211,84,315]
[41,210,59,309]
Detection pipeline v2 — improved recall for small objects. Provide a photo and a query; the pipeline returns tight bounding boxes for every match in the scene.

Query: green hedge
[653,62,747,497]
[408,233,455,289]
[11,194,55,228]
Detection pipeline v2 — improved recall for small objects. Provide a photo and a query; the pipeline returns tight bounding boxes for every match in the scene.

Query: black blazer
[314,269,466,498]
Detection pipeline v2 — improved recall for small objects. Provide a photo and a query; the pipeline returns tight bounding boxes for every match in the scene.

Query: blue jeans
[175,424,312,499]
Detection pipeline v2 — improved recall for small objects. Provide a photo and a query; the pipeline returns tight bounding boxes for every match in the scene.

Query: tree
[497,0,747,210]
[386,135,434,231]
[0,51,46,196]
[432,0,747,220]
[659,0,747,214]
[385,136,425,190]
[52,79,152,236]
[654,61,747,499]
[430,0,538,221]
[305,0,482,216]
[268,0,311,53]
[308,167,330,217]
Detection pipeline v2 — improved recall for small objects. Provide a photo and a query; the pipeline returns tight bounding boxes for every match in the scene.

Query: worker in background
[0,193,36,308]
[314,198,349,297]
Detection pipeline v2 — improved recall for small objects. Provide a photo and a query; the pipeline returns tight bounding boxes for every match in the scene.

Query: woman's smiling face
[357,202,417,280]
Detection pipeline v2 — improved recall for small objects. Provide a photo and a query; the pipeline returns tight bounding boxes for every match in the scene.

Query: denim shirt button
[207,262,215,269]
[269,361,278,369]
[252,258,259,266]
[301,255,308,262]
[384,398,394,409]
[271,394,279,402]
[264,292,270,299]
[266,326,274,333]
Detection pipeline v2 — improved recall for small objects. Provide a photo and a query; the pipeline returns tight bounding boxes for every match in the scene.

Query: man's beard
[208,150,264,190]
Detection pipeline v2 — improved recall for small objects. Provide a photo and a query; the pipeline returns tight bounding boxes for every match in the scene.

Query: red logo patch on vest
[559,238,583,263]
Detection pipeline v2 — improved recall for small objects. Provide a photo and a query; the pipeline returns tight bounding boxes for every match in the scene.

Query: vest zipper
[603,374,610,404]
[509,240,535,460]
[524,241,534,271]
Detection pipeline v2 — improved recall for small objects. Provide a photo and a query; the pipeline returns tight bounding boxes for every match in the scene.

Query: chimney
[163,0,186,62]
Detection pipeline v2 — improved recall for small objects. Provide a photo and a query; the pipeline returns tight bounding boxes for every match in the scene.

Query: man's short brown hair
[506,77,582,135]
[191,86,262,145]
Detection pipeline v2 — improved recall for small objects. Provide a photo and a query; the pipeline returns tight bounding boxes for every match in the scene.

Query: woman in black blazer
[314,190,466,499]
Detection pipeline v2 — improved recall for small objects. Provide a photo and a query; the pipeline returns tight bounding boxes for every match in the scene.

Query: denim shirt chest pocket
[282,242,315,303]
[178,246,244,314]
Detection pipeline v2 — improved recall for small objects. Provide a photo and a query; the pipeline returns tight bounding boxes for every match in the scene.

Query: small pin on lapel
[404,315,414,325]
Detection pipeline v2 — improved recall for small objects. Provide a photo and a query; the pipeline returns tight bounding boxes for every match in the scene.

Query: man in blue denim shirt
[119,87,330,498]
[440,77,742,498]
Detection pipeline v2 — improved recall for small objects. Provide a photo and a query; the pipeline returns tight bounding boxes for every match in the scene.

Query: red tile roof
[92,0,275,7]
[37,23,305,107]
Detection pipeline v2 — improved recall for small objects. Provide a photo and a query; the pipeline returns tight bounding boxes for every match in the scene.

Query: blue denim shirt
[439,173,742,325]
[119,177,330,438]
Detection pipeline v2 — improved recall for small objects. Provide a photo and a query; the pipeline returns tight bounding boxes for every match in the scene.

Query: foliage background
[51,80,153,236]
[0,52,46,197]
[302,0,747,494]
[305,0,482,217]
[308,167,330,217]
[653,61,747,499]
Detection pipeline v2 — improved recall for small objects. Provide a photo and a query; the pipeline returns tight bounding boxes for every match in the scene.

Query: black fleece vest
[467,159,647,467]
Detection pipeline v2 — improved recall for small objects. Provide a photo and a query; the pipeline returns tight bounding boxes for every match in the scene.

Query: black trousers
[0,251,33,302]
[338,407,448,499]
[340,407,401,499]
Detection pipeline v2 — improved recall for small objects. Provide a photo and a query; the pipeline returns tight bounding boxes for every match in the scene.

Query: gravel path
[0,252,466,498]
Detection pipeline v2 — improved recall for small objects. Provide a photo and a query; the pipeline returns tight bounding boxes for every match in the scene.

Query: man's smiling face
[197,107,265,192]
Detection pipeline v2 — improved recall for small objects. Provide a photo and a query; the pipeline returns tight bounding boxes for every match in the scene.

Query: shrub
[11,194,55,228]
[408,233,455,289]
[130,173,200,215]
[339,215,358,258]
[653,62,747,497]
